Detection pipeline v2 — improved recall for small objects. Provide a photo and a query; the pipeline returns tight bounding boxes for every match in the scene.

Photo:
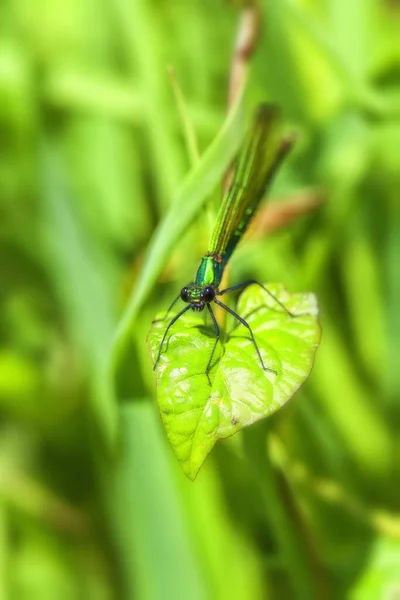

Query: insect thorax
[195,255,224,287]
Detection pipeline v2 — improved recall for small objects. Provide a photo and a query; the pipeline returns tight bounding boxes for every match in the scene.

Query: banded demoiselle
[154,104,295,384]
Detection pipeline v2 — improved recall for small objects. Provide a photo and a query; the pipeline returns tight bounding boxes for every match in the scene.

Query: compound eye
[203,286,215,303]
[180,287,190,303]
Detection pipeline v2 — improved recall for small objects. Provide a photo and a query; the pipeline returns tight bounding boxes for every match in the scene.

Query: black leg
[214,298,276,375]
[153,305,191,370]
[218,279,296,317]
[152,293,182,324]
[205,304,220,386]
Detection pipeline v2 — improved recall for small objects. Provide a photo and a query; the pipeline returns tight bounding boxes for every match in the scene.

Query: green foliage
[0,0,399,598]
[149,284,320,479]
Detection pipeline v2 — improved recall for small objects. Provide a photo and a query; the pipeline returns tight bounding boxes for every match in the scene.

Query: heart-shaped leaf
[148,283,321,480]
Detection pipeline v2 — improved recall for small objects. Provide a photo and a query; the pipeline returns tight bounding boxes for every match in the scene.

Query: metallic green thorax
[207,105,293,268]
[195,255,224,287]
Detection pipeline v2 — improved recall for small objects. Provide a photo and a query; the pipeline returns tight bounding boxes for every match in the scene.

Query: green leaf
[148,283,321,480]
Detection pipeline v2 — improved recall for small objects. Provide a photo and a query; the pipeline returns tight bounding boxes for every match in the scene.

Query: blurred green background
[0,0,399,598]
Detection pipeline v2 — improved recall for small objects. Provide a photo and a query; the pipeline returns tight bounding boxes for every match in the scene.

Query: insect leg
[152,293,182,324]
[218,279,297,317]
[205,304,220,386]
[214,298,276,375]
[153,305,191,370]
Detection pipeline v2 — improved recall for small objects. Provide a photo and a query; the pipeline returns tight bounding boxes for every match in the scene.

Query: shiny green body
[193,104,291,293]
[154,104,294,381]
[195,256,224,287]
